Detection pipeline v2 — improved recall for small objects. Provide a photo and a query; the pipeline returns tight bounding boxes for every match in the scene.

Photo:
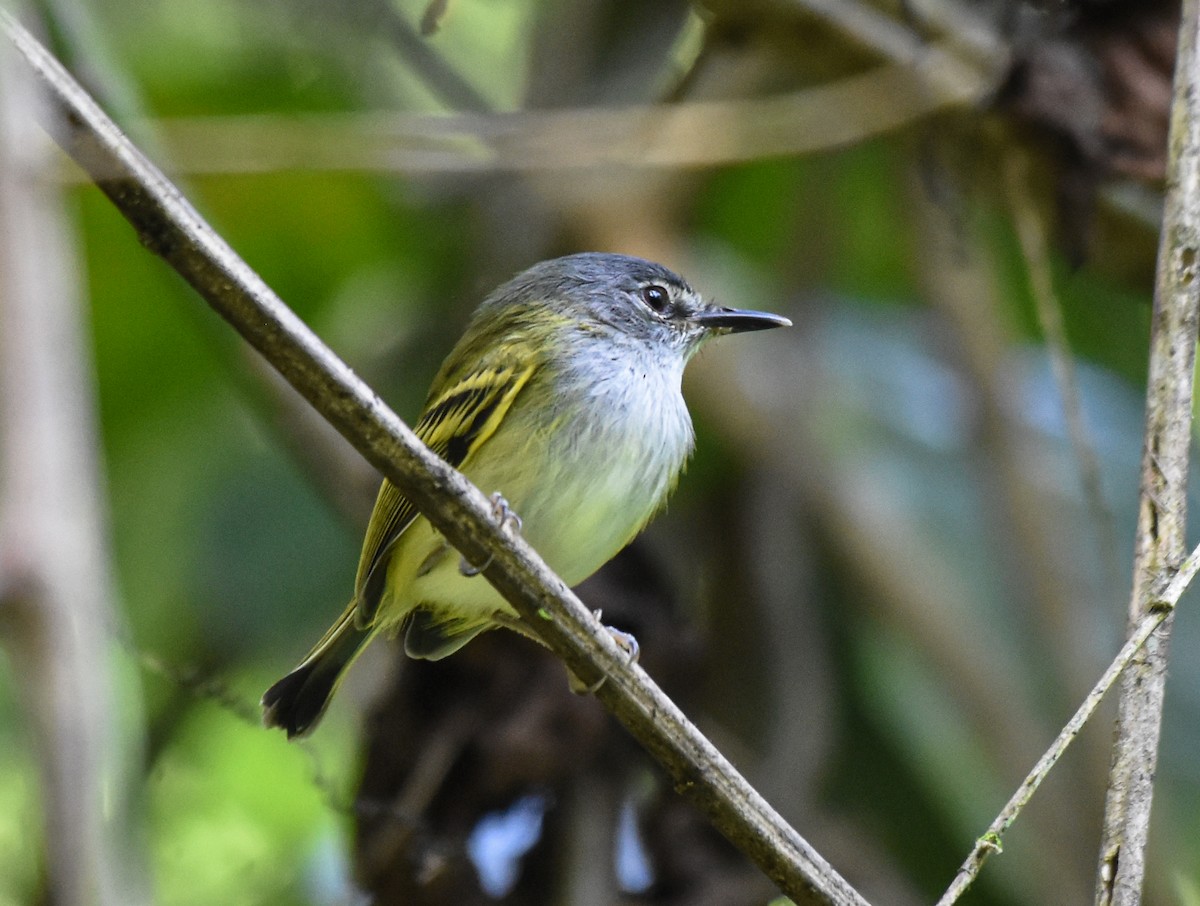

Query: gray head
[481,253,790,357]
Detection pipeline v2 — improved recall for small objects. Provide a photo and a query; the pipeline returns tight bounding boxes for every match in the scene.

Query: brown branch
[1096,3,1200,904]
[0,11,870,906]
[35,52,994,180]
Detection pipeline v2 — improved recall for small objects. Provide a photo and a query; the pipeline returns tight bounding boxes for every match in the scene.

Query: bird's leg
[459,492,522,577]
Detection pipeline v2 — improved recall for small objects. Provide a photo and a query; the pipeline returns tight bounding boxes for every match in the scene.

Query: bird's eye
[641,284,670,313]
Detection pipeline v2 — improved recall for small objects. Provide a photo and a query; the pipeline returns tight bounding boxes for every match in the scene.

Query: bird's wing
[352,356,538,626]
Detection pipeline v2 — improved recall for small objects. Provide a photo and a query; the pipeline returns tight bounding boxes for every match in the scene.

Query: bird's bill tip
[690,307,792,332]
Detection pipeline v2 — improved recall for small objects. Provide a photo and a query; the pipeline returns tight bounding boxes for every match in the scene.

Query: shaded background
[1,0,1197,904]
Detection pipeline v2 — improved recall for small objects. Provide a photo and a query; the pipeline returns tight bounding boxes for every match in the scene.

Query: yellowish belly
[377,365,694,639]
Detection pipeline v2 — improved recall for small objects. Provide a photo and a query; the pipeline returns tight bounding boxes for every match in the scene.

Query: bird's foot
[570,611,641,694]
[459,493,522,577]
[602,620,640,665]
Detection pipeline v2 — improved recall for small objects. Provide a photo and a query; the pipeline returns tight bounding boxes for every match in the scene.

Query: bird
[262,252,790,737]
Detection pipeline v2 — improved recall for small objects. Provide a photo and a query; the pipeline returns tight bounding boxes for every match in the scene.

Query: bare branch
[30,1,1010,184]
[1096,3,1200,903]
[33,50,996,180]
[938,541,1200,905]
[0,11,870,905]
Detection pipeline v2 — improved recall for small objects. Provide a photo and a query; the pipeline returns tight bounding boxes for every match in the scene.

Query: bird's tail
[261,602,370,739]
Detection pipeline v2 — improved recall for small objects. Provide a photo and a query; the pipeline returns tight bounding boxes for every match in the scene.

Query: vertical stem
[1095,3,1200,903]
[0,16,141,906]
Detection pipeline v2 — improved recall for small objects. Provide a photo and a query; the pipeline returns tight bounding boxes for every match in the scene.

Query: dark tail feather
[262,604,369,739]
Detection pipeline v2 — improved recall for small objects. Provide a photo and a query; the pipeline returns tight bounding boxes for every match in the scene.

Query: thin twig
[0,12,869,906]
[374,0,491,112]
[937,540,1200,905]
[1095,3,1200,903]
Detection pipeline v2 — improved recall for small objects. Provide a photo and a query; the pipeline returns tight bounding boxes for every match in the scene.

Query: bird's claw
[604,623,640,665]
[459,493,522,577]
[571,611,641,694]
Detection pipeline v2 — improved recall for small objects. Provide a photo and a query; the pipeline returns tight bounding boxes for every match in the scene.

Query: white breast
[390,336,695,633]
[518,341,694,584]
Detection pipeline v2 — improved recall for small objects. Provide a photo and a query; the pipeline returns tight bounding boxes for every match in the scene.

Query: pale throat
[525,335,694,577]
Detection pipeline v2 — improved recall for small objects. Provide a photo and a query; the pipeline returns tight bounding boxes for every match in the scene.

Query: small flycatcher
[262,252,790,737]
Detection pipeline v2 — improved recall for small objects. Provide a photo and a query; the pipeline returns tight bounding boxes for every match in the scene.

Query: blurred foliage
[2,0,1198,905]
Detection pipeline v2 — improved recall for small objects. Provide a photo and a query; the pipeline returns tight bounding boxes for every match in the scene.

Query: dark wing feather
[352,359,536,625]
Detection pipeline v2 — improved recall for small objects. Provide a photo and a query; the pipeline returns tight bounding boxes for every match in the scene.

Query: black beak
[689,306,792,333]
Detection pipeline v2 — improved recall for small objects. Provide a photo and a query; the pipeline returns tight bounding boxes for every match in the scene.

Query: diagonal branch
[938,540,1200,905]
[1096,2,1200,903]
[0,11,869,906]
